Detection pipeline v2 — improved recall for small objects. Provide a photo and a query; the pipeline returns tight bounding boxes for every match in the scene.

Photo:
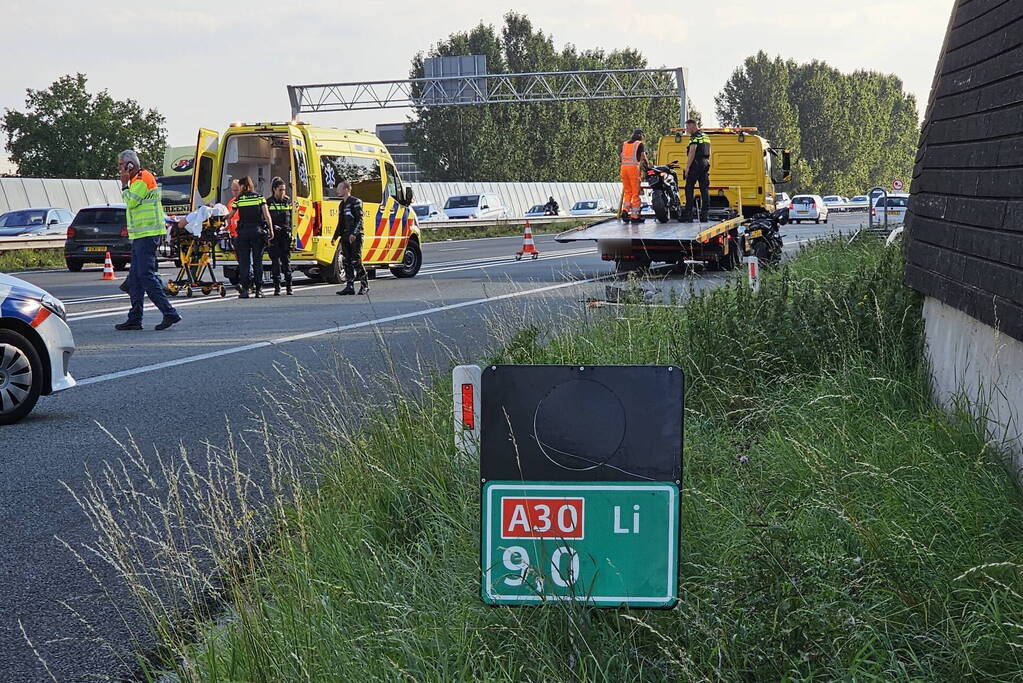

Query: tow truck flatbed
[556,214,743,244]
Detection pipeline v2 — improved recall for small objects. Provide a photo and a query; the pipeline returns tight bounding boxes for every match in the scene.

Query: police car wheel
[389,240,422,278]
[0,329,43,425]
[66,260,83,273]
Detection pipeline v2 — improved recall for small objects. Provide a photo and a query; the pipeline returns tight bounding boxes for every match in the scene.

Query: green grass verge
[0,247,65,272]
[75,238,1023,681]
[418,218,591,243]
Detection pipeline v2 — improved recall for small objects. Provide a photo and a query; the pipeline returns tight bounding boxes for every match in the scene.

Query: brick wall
[904,0,1023,342]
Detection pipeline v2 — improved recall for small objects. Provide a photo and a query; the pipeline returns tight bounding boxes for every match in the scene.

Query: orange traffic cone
[101,251,115,280]
[515,221,540,261]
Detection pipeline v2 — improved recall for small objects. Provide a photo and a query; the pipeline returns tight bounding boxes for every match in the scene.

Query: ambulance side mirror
[403,186,414,205]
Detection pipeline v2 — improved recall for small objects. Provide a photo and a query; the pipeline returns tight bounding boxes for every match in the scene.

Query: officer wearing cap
[266,177,293,296]
[683,119,711,222]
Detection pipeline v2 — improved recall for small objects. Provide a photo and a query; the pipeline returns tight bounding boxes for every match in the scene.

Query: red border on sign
[500,497,585,540]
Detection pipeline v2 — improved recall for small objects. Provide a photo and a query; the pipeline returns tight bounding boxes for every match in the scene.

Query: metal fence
[408,181,622,218]
[0,178,122,214]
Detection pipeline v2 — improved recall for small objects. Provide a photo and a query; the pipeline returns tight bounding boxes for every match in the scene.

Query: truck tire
[321,243,344,284]
[0,328,44,425]
[389,239,422,278]
[651,192,669,223]
[721,238,741,270]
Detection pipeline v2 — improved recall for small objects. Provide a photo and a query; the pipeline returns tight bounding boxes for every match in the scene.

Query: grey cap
[632,128,644,139]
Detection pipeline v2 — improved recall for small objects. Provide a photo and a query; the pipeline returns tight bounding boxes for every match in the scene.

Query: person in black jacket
[331,180,368,295]
[266,177,293,296]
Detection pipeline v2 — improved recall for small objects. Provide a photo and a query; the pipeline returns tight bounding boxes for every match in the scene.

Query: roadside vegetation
[418,218,590,243]
[69,237,1023,680]
[0,247,64,272]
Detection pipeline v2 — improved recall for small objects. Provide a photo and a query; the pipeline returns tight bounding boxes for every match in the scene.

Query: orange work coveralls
[620,140,642,220]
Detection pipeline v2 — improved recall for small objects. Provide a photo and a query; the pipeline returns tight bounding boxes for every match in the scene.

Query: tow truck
[557,128,791,272]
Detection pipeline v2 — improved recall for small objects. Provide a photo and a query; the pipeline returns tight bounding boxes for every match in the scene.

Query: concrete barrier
[409,181,621,218]
[0,178,122,214]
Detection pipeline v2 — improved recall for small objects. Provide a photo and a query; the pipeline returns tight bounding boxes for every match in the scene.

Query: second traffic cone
[101,251,115,280]
[515,221,540,260]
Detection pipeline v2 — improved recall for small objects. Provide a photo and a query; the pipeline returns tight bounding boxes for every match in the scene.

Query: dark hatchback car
[64,204,130,271]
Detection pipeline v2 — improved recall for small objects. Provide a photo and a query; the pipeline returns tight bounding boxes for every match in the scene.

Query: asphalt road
[0,215,859,680]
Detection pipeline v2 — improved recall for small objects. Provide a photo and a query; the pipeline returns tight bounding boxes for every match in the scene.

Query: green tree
[2,73,167,178]
[716,53,919,195]
[715,51,810,187]
[407,13,693,182]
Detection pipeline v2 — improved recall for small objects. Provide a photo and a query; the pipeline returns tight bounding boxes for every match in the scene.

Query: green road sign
[481,481,679,607]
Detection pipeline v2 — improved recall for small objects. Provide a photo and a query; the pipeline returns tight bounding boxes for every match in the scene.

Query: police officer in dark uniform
[228,175,273,298]
[266,177,293,296]
[683,119,712,223]
[331,179,368,295]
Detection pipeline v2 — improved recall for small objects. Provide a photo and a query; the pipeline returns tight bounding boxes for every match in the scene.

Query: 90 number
[501,545,580,590]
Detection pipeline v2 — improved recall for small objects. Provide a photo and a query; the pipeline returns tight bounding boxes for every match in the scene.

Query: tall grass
[0,247,64,272]
[66,237,1023,681]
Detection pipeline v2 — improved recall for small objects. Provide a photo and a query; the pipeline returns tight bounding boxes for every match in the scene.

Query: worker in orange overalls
[225,178,241,238]
[619,129,647,223]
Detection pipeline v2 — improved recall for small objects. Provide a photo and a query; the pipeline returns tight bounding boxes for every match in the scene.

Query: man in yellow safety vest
[114,149,182,331]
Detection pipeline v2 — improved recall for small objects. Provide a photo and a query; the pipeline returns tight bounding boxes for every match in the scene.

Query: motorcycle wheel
[753,239,770,264]
[651,192,669,223]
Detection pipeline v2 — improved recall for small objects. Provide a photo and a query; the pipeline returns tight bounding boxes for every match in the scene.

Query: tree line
[406,13,697,184]
[2,20,918,196]
[716,51,919,196]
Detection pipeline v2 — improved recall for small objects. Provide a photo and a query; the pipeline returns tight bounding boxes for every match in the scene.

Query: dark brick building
[904,0,1023,475]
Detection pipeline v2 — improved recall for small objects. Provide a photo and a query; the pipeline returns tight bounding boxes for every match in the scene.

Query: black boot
[239,289,250,299]
[337,284,355,296]
[273,282,281,296]
[254,287,264,298]
[286,283,293,295]
[358,283,369,295]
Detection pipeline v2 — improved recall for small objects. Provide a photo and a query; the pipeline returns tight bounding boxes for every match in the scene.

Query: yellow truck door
[287,125,316,253]
[190,128,219,209]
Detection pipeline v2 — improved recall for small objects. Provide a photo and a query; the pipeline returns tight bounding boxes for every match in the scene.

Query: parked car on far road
[443,193,508,220]
[411,202,442,221]
[822,195,849,212]
[848,195,870,211]
[525,204,549,218]
[789,194,829,223]
[774,193,792,210]
[0,272,75,424]
[569,199,613,216]
[871,193,910,226]
[0,207,75,238]
[64,204,131,272]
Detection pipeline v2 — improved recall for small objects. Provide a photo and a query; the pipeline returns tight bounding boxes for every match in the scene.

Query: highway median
[67,237,1023,680]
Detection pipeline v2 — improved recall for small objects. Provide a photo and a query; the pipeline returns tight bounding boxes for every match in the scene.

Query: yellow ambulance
[189,122,422,282]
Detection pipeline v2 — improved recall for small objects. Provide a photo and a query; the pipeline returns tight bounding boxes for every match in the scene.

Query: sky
[1,0,954,173]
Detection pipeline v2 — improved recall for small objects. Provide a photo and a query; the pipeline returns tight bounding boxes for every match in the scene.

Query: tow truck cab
[656,127,791,218]
[189,122,423,282]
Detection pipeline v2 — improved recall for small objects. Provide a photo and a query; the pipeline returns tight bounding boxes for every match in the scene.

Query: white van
[443,193,508,220]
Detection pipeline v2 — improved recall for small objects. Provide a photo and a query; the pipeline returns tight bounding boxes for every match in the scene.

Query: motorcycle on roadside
[645,160,684,223]
[744,207,788,266]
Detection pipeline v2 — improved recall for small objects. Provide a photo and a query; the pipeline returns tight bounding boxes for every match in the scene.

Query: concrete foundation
[923,296,1023,482]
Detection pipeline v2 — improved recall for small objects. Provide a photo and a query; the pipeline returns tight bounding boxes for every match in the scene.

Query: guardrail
[0,214,611,255]
[417,214,610,229]
[0,235,66,252]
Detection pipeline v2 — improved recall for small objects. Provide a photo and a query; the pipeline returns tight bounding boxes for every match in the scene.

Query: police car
[0,273,75,424]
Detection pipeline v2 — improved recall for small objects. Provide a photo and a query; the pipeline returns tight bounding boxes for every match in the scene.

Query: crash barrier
[0,235,66,252]
[408,181,622,219]
[0,177,122,214]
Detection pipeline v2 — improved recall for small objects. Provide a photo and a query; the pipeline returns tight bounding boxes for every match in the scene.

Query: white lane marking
[75,274,609,387]
[65,248,598,322]
[434,247,469,252]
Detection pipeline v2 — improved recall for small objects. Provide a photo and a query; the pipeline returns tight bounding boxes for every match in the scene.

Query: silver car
[0,207,74,237]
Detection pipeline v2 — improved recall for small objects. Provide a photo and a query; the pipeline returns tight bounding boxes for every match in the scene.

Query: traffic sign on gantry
[470,365,684,608]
